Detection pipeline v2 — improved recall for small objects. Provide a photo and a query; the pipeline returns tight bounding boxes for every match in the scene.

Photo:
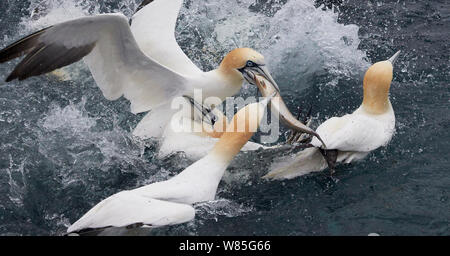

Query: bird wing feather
[311,113,391,152]
[130,0,203,76]
[0,13,188,114]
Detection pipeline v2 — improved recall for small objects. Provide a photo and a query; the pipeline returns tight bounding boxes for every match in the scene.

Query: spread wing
[130,0,203,76]
[0,14,188,114]
[311,114,391,152]
[67,191,195,234]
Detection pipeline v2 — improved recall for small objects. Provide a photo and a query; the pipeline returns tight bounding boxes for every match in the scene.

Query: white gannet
[66,93,274,235]
[264,51,401,180]
[0,0,320,157]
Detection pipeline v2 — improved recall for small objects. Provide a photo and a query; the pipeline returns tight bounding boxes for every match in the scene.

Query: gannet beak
[388,50,401,65]
[242,65,280,93]
[255,65,281,93]
[253,75,327,148]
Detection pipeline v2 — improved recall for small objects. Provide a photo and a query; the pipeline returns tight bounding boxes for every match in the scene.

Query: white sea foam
[22,0,97,30]
[37,98,148,185]
[176,0,369,88]
[20,0,369,89]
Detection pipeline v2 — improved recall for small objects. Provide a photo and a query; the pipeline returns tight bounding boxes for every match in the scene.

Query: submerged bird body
[67,95,272,234]
[265,51,400,180]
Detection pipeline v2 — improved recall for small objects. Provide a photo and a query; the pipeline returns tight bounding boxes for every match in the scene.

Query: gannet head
[212,93,275,161]
[219,48,280,92]
[362,51,401,114]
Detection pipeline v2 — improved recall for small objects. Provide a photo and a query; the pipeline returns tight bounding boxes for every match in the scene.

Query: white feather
[131,0,202,76]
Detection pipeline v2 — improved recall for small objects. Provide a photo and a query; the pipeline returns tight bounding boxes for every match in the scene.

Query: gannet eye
[246,61,256,67]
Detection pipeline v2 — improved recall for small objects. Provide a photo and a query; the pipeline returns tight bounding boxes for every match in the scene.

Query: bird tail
[263,147,328,180]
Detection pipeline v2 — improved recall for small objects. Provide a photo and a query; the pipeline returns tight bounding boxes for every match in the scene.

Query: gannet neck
[211,102,265,163]
[199,69,243,100]
[216,66,244,88]
[362,60,393,115]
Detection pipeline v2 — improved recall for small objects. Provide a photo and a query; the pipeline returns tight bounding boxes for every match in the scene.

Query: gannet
[0,0,319,157]
[66,93,274,235]
[264,51,401,180]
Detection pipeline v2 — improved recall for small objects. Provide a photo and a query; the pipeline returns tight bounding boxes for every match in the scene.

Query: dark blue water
[0,0,448,236]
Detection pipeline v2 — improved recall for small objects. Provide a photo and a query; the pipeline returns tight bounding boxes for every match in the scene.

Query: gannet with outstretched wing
[67,93,274,235]
[264,51,401,180]
[0,0,320,157]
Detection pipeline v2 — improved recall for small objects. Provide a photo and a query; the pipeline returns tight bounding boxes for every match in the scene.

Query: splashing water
[0,0,369,235]
[177,0,369,88]
[2,0,446,236]
[196,199,254,221]
[36,99,146,179]
[17,0,368,88]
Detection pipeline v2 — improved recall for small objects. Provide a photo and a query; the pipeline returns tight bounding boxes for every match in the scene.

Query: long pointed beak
[255,65,281,92]
[253,75,327,149]
[388,50,401,65]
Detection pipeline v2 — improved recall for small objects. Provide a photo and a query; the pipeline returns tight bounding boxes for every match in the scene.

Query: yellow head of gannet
[211,93,273,162]
[362,51,400,115]
[219,48,280,92]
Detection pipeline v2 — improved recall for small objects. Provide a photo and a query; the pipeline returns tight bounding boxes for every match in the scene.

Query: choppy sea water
[0,0,448,236]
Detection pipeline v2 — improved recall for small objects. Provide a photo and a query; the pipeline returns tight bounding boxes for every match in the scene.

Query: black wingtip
[0,26,51,64]
[136,0,155,13]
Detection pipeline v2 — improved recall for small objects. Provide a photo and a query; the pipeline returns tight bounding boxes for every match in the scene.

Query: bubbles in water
[195,198,254,221]
[176,0,369,89]
[41,98,96,133]
[35,98,149,187]
[5,155,27,207]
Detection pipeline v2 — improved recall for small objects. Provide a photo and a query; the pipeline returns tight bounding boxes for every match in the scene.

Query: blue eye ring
[246,61,256,67]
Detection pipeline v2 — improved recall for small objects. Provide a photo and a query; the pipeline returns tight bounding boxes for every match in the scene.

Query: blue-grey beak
[242,65,280,93]
[388,50,401,65]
